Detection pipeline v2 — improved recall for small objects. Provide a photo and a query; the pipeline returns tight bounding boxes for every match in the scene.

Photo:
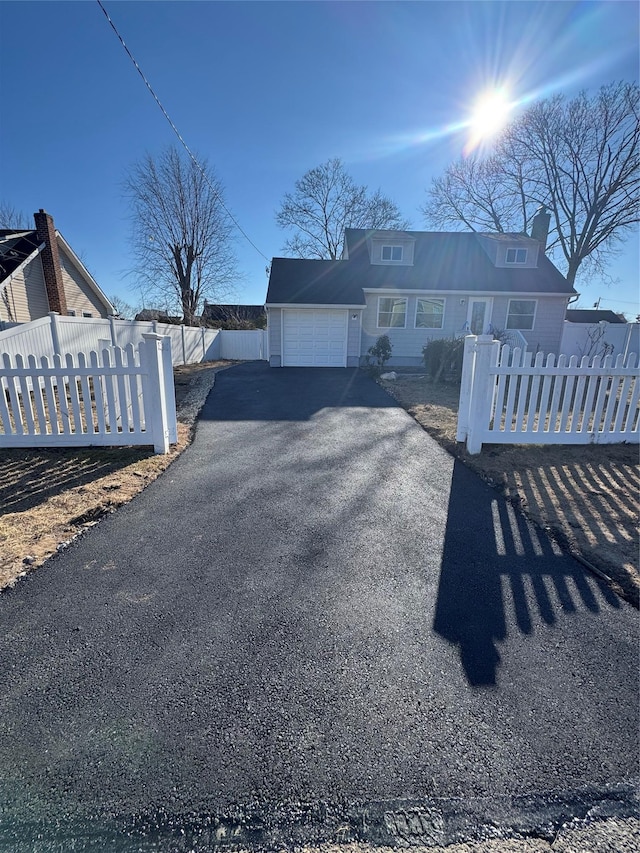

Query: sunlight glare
[462,88,514,156]
[470,89,512,139]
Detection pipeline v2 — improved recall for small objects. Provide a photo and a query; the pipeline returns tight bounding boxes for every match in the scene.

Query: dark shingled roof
[266,258,366,305]
[266,230,575,306]
[202,303,266,322]
[565,309,626,324]
[0,230,42,283]
[343,229,575,294]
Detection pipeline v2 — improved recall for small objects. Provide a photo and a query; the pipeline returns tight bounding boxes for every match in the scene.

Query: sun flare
[463,89,514,155]
[470,89,512,139]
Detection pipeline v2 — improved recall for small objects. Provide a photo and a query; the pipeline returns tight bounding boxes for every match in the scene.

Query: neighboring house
[202,302,267,328]
[265,212,576,367]
[134,309,173,322]
[0,209,112,325]
[565,309,626,324]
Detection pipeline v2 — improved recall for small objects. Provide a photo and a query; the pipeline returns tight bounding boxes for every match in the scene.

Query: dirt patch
[382,375,639,607]
[0,361,232,590]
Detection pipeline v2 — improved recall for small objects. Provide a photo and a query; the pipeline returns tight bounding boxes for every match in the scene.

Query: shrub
[422,337,465,384]
[365,334,393,375]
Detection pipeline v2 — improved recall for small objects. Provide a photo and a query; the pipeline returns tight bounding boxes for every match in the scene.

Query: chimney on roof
[531,204,551,252]
[34,209,68,316]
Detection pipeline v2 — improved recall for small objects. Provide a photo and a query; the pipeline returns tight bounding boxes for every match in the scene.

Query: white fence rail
[219,328,268,360]
[560,321,640,361]
[0,334,177,453]
[457,335,640,454]
[0,313,269,365]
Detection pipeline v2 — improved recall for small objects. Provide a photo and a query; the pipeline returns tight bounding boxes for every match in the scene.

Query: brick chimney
[34,209,68,315]
[531,204,551,252]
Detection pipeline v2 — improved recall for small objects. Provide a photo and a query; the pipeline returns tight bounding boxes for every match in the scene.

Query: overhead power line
[96,0,270,263]
[593,297,640,307]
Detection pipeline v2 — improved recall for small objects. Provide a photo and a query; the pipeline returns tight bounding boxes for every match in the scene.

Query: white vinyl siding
[267,307,282,366]
[59,247,109,318]
[282,309,348,367]
[377,297,407,328]
[415,298,445,329]
[0,257,49,322]
[361,292,567,365]
[506,299,537,330]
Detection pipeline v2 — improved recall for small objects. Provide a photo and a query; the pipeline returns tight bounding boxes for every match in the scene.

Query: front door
[467,298,492,335]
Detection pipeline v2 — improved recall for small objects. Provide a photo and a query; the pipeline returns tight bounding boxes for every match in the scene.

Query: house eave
[56,232,114,314]
[361,288,575,298]
[0,243,45,286]
[266,302,365,310]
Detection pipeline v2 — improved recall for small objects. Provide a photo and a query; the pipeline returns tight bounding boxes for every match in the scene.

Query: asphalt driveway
[0,362,637,850]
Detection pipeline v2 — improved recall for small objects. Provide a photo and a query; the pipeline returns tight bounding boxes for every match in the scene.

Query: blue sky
[1,0,638,318]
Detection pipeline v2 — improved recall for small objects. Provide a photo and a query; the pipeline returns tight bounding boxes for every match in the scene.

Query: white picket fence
[0,335,177,454]
[0,313,269,366]
[457,335,640,454]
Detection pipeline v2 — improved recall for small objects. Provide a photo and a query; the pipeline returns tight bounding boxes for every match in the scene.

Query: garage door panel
[283,309,348,367]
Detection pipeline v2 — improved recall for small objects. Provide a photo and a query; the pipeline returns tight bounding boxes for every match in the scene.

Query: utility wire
[593,297,639,306]
[96,0,270,263]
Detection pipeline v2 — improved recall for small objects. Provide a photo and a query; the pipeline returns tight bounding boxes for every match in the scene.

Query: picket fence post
[140,334,170,453]
[109,315,118,347]
[161,335,178,444]
[456,335,477,442]
[466,335,500,455]
[48,312,61,356]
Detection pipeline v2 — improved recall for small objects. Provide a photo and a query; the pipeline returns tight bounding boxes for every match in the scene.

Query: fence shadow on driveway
[433,460,622,687]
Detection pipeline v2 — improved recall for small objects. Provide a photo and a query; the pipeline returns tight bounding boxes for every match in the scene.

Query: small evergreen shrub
[422,337,465,384]
[365,334,393,375]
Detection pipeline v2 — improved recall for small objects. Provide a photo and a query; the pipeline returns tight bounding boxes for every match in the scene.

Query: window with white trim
[506,299,536,330]
[377,297,407,328]
[82,311,93,318]
[381,245,403,261]
[505,248,528,264]
[415,298,445,329]
[67,309,76,316]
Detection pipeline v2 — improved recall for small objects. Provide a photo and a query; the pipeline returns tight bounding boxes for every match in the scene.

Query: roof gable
[0,224,113,316]
[0,231,42,283]
[55,231,113,313]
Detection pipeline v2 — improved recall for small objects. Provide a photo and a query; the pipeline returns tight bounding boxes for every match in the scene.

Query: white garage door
[282,309,348,367]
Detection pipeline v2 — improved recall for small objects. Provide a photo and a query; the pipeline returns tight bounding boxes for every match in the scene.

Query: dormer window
[381,245,403,262]
[505,248,528,264]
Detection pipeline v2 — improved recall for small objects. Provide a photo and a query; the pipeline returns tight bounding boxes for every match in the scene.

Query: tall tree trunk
[565,258,580,289]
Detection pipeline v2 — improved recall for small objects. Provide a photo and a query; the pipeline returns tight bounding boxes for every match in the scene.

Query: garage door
[282,309,348,367]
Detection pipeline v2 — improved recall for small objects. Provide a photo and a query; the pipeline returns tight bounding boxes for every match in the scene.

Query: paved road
[0,363,637,850]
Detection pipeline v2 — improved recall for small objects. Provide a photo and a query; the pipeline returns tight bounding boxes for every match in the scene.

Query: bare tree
[425,154,538,235]
[423,82,640,287]
[124,147,238,325]
[109,294,136,319]
[0,202,29,230]
[276,158,410,259]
